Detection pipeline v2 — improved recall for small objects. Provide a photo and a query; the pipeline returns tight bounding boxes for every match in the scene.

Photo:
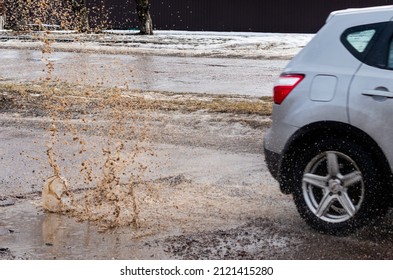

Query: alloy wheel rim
[302,151,365,223]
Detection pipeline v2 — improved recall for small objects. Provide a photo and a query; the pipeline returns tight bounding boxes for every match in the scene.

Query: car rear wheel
[291,139,388,235]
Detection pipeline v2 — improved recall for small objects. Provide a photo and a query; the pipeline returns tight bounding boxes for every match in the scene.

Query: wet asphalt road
[0,49,287,96]
[1,117,393,260]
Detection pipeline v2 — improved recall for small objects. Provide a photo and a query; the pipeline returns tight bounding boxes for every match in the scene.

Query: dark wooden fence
[99,0,393,33]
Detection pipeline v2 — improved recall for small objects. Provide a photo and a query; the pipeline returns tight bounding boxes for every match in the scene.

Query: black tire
[291,138,389,235]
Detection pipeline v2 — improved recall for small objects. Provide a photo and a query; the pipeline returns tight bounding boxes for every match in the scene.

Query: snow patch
[0,29,313,59]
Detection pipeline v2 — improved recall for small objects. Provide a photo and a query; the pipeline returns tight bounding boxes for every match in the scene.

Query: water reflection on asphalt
[1,200,155,260]
[0,49,287,96]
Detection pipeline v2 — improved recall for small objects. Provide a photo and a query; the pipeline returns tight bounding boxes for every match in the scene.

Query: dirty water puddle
[1,199,160,259]
[1,178,291,259]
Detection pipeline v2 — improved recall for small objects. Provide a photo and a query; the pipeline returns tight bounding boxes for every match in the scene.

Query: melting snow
[0,29,313,59]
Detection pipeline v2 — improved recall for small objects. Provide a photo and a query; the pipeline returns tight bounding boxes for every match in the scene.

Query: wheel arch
[278,121,393,195]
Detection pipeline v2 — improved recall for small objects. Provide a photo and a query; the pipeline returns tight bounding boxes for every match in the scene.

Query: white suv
[264,6,393,235]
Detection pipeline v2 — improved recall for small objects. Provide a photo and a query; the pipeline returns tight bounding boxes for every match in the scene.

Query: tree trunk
[134,0,153,35]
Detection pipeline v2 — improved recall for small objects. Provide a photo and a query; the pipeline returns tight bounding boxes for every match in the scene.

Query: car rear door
[348,21,393,171]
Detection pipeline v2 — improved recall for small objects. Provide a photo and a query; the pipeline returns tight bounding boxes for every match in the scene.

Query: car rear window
[341,22,388,63]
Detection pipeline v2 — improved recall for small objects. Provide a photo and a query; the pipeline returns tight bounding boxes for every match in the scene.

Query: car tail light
[273,74,305,104]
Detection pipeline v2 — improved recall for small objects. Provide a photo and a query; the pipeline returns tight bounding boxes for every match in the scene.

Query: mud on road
[1,83,393,260]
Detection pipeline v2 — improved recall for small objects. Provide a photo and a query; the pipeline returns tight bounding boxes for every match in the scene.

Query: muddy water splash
[69,90,155,230]
[39,74,155,230]
[15,3,156,230]
[5,0,93,31]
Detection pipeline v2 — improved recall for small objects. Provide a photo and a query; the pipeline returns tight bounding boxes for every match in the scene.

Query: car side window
[341,22,388,64]
[346,29,376,53]
[387,38,393,69]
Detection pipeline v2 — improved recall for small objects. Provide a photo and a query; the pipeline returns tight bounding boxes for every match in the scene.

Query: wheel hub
[329,178,343,194]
